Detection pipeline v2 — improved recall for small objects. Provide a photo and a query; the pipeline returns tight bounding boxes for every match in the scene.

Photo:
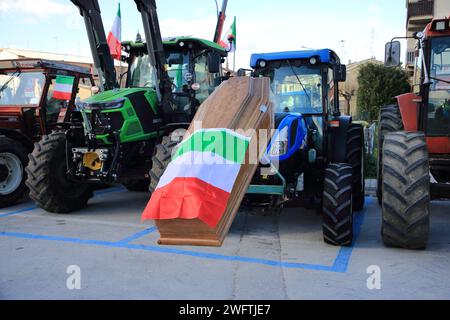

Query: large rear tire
[25,132,93,213]
[0,137,29,208]
[346,123,365,211]
[381,131,430,249]
[322,163,353,246]
[148,134,179,193]
[377,105,403,204]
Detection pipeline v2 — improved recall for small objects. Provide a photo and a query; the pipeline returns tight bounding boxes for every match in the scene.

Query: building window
[407,50,416,65]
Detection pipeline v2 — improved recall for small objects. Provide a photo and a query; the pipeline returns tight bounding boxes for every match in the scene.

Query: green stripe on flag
[56,75,74,85]
[173,129,250,164]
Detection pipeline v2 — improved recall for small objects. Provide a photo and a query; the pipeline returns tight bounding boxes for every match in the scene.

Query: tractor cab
[421,22,450,137]
[385,17,450,152]
[122,37,227,122]
[250,49,347,181]
[0,59,94,139]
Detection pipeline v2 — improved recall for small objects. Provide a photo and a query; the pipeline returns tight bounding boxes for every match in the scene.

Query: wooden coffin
[155,76,273,246]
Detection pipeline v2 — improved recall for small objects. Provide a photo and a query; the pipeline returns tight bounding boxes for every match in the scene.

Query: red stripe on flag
[107,32,121,60]
[53,91,71,100]
[142,177,231,228]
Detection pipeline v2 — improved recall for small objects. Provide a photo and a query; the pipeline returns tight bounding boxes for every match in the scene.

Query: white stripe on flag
[157,151,241,192]
[111,13,121,40]
[54,83,73,93]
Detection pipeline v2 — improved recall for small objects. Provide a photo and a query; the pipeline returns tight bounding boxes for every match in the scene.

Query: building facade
[406,0,450,78]
[339,58,382,118]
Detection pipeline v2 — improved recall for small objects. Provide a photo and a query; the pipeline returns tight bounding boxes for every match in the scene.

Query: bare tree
[339,89,355,115]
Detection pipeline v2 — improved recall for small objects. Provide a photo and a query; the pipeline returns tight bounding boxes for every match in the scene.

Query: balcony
[407,0,434,20]
[407,0,434,32]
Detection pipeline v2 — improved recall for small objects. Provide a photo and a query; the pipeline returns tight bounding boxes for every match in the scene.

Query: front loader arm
[71,0,119,91]
[133,0,173,118]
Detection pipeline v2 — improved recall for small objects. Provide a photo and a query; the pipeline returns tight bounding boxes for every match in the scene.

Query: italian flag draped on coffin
[142,129,250,228]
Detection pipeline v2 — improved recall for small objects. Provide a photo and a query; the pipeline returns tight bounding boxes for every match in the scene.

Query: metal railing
[407,0,434,20]
[408,0,434,20]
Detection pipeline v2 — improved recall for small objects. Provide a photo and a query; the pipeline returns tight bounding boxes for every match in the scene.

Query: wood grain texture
[156,77,273,246]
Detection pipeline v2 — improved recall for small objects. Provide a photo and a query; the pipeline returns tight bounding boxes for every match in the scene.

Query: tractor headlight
[84,98,125,110]
[431,19,450,32]
[270,141,288,156]
[269,126,289,156]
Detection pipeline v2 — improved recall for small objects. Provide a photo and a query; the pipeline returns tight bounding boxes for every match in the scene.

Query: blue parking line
[116,226,158,244]
[0,206,37,218]
[0,230,340,271]
[0,197,371,272]
[331,200,369,272]
[0,199,369,272]
[0,186,127,218]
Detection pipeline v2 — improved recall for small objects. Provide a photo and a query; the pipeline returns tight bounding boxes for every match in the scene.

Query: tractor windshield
[166,51,190,93]
[428,36,450,135]
[267,65,323,114]
[129,53,156,88]
[0,71,45,105]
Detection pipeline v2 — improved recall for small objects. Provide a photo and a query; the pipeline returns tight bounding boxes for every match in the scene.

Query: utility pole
[370,28,375,58]
[340,40,345,61]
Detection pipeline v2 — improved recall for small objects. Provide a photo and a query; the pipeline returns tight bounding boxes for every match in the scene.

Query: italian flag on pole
[142,129,250,228]
[218,16,236,52]
[107,3,121,60]
[53,75,74,100]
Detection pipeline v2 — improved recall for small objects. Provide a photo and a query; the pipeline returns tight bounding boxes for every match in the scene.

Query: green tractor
[25,0,228,213]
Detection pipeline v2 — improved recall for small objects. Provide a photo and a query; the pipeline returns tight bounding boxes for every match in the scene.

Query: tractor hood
[83,87,155,103]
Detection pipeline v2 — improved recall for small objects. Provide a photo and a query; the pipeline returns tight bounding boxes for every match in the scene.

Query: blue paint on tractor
[250,49,332,68]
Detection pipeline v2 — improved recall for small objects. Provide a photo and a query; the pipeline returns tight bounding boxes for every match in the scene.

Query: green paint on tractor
[83,87,159,144]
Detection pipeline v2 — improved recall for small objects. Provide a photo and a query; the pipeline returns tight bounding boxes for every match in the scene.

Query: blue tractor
[243,49,365,246]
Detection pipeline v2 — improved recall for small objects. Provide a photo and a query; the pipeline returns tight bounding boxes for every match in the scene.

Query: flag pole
[233,51,235,72]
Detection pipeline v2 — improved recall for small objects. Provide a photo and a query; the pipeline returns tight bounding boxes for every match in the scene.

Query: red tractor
[0,59,94,208]
[378,16,450,249]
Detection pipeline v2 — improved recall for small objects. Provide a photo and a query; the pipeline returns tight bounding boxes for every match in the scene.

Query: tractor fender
[0,129,34,152]
[328,115,351,163]
[396,92,419,131]
[264,113,307,162]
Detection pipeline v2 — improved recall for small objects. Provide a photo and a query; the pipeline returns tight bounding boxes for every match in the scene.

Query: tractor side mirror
[207,52,221,74]
[385,41,401,67]
[336,64,347,82]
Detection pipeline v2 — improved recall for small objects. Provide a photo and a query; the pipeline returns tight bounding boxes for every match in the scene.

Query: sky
[0,0,408,69]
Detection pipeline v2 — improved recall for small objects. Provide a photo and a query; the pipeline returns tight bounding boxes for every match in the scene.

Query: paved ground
[1,186,449,300]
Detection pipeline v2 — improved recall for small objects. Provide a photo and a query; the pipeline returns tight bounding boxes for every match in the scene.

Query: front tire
[377,105,403,204]
[148,132,183,193]
[25,132,93,213]
[346,123,365,211]
[381,131,430,249]
[322,163,353,246]
[0,137,29,208]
